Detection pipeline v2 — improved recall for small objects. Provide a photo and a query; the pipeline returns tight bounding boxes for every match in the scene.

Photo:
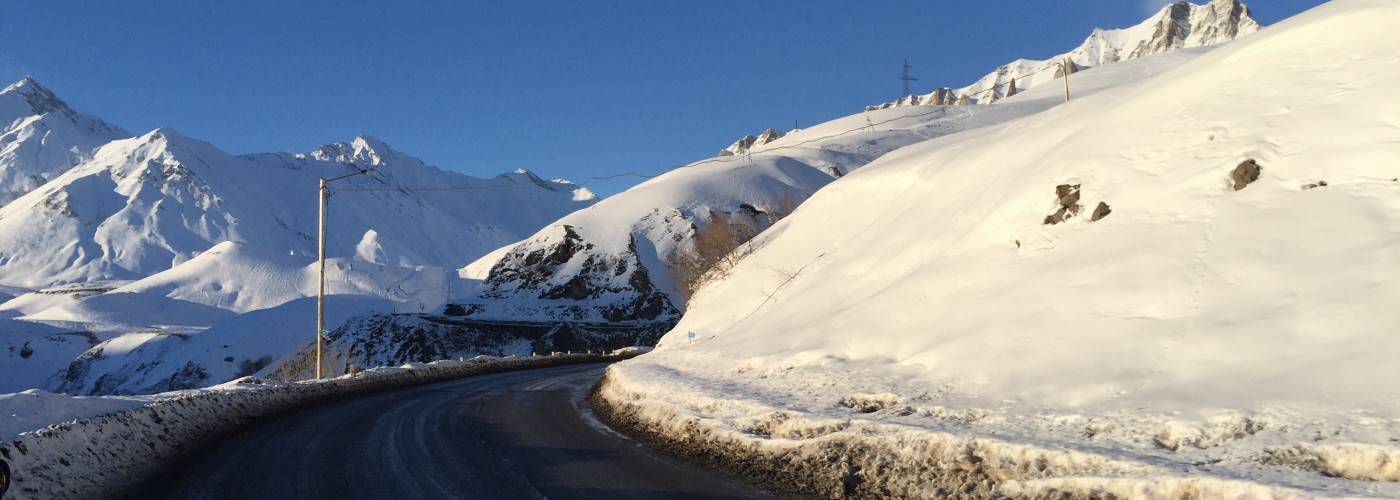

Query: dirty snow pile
[602,1,1400,497]
[0,352,621,500]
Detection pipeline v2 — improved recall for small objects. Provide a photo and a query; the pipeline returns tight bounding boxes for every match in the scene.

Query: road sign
[687,331,696,344]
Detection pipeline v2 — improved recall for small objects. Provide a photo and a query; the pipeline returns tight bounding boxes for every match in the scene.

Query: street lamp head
[362,169,375,177]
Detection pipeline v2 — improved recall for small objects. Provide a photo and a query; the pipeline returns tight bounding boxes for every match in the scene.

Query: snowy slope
[0,78,130,207]
[460,46,1209,325]
[51,295,398,395]
[108,241,458,314]
[0,319,96,393]
[610,0,1400,496]
[874,0,1261,108]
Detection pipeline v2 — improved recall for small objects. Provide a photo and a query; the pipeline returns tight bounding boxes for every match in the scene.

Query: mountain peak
[114,127,227,165]
[307,135,411,168]
[351,134,389,151]
[140,127,195,146]
[1,77,75,117]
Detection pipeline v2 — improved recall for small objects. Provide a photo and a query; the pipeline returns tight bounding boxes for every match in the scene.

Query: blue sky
[2,0,1326,196]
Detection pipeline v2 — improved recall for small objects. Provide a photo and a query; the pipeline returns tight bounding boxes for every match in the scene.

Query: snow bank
[0,390,150,441]
[594,362,1396,498]
[0,352,634,500]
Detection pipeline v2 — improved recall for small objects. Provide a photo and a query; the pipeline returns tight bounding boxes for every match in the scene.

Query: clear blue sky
[1,0,1326,196]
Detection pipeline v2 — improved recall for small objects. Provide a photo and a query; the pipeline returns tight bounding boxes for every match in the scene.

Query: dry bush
[667,212,758,305]
[667,194,805,306]
[767,192,798,224]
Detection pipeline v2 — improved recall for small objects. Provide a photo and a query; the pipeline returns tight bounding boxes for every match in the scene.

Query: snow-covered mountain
[871,0,1262,109]
[0,128,593,288]
[454,49,1205,326]
[0,78,130,206]
[610,0,1400,495]
[0,80,600,395]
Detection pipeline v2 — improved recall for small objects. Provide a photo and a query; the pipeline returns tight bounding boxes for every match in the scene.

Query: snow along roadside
[590,366,1332,500]
[2,351,640,500]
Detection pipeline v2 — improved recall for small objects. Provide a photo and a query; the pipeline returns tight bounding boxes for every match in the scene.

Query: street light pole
[317,169,372,379]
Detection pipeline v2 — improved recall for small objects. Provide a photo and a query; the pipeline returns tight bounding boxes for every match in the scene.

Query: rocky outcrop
[721,128,786,156]
[1044,184,1083,225]
[472,224,680,323]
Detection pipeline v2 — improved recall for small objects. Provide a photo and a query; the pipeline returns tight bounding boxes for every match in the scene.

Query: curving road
[157,363,766,499]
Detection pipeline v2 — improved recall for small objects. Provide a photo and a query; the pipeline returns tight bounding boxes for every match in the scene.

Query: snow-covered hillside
[456,49,1206,326]
[0,78,130,206]
[872,0,1261,108]
[606,0,1400,496]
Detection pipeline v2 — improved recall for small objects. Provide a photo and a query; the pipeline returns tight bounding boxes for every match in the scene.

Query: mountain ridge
[868,0,1262,109]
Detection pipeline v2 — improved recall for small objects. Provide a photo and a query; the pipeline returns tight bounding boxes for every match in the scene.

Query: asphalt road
[157,363,767,499]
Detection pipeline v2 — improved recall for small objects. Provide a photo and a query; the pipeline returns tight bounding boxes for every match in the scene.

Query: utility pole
[317,168,372,380]
[900,59,918,99]
[1058,58,1074,102]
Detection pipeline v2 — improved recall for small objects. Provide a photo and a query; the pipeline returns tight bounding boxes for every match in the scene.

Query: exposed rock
[1043,184,1083,225]
[1091,201,1112,221]
[754,128,785,148]
[722,129,786,156]
[1232,159,1262,191]
[477,224,679,322]
[725,135,757,156]
[1055,60,1082,78]
[1301,180,1328,190]
[1005,78,1019,98]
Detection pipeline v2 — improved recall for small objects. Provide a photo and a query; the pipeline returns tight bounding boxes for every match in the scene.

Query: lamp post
[317,169,373,379]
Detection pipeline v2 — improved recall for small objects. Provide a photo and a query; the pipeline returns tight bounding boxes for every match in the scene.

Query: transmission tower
[900,59,918,98]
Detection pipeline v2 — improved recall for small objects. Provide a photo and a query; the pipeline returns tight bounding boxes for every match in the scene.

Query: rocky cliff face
[868,0,1262,109]
[463,224,680,322]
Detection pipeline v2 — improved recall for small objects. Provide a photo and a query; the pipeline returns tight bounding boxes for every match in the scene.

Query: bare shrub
[767,192,798,224]
[667,212,758,305]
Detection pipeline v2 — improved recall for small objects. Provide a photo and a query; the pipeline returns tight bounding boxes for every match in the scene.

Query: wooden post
[1062,59,1072,102]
